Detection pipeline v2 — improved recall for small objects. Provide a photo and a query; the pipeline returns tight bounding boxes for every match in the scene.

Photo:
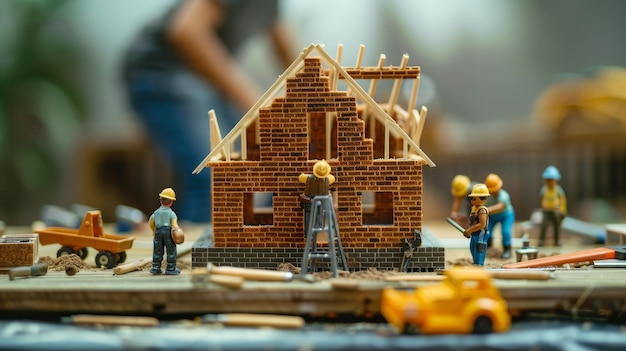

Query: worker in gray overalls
[298,160,335,236]
[149,188,181,275]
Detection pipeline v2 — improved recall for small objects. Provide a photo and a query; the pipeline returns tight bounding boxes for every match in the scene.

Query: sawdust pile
[38,255,193,273]
[279,263,422,281]
[39,254,94,272]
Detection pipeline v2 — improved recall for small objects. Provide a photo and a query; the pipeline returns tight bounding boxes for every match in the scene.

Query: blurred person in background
[449,174,476,227]
[122,0,294,223]
[483,173,515,259]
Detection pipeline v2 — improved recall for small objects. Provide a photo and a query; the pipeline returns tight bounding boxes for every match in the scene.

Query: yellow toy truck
[381,267,510,334]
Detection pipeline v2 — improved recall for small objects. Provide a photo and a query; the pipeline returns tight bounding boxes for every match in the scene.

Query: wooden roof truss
[193,43,434,174]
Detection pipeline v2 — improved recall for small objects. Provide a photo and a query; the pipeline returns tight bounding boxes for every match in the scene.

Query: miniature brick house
[192,44,443,272]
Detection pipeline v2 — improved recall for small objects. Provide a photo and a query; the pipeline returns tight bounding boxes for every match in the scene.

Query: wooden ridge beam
[323,67,420,79]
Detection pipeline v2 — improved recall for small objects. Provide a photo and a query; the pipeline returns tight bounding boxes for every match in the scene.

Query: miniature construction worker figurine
[463,184,490,266]
[539,166,567,246]
[298,160,335,236]
[149,188,182,275]
[484,173,515,259]
[450,175,476,227]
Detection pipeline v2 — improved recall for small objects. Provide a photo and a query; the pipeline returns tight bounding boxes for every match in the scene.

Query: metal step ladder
[301,195,349,278]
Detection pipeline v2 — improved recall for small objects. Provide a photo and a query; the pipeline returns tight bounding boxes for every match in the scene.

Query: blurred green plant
[0,0,85,224]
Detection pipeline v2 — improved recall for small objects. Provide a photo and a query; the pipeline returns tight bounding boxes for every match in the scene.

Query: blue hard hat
[542,165,561,180]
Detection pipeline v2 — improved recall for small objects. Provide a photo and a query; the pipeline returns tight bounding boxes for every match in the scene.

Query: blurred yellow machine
[381,267,511,334]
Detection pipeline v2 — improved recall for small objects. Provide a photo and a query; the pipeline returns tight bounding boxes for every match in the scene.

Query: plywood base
[1,269,625,321]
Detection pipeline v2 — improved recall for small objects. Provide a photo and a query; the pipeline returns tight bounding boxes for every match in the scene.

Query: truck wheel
[472,316,493,334]
[95,251,117,269]
[57,246,75,257]
[76,248,88,260]
[116,251,127,264]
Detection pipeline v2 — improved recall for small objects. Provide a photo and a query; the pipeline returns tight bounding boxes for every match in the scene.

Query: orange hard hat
[484,173,503,193]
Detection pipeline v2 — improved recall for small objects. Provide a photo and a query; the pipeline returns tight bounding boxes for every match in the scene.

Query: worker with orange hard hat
[484,173,515,259]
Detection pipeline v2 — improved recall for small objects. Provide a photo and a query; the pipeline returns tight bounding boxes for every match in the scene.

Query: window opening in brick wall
[361,191,394,225]
[308,112,338,160]
[243,192,273,225]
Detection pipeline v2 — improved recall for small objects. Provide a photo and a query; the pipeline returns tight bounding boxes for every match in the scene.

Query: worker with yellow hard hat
[484,173,515,259]
[463,183,490,266]
[299,160,335,236]
[149,187,182,275]
[450,175,477,227]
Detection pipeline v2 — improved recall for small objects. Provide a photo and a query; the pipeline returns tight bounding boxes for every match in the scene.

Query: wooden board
[1,269,625,319]
[2,221,625,320]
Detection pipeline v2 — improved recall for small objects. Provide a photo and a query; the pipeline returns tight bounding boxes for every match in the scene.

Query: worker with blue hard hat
[539,166,567,246]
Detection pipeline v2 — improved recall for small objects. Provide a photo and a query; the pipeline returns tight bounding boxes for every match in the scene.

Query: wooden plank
[1,270,626,319]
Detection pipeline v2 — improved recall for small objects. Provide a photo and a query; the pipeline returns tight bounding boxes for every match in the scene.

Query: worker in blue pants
[149,188,181,275]
[463,184,491,266]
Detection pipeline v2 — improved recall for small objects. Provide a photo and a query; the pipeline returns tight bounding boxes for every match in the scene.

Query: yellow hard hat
[451,175,471,197]
[468,183,490,197]
[313,160,331,178]
[484,173,503,193]
[159,188,176,201]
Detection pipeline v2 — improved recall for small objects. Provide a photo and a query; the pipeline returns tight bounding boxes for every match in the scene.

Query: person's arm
[558,186,567,214]
[298,173,309,183]
[270,22,296,70]
[487,194,505,214]
[148,215,155,233]
[167,0,263,111]
[450,196,466,221]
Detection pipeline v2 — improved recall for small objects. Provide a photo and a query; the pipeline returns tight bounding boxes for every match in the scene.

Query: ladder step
[308,252,331,259]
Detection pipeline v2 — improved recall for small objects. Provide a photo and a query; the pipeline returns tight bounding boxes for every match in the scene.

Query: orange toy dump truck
[36,210,135,269]
[381,267,510,334]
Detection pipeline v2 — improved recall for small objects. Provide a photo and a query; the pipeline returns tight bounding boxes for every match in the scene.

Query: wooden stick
[208,274,244,289]
[385,275,444,282]
[113,257,151,275]
[201,313,305,329]
[113,242,192,275]
[191,268,245,289]
[206,263,293,282]
[489,270,553,281]
[67,314,159,327]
